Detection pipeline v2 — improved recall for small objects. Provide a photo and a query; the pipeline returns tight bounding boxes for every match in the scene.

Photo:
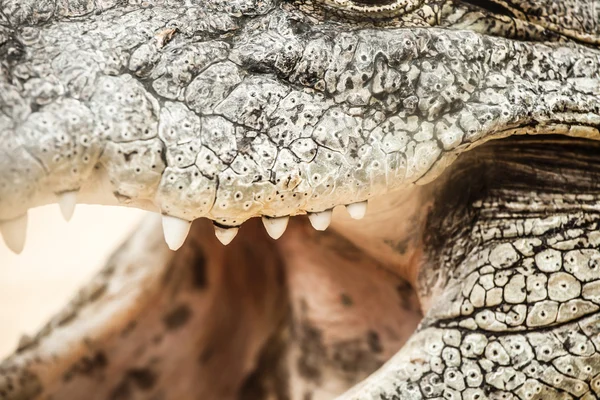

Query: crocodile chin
[1,0,600,399]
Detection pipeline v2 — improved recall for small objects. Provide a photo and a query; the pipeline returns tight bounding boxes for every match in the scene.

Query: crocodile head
[1,0,600,399]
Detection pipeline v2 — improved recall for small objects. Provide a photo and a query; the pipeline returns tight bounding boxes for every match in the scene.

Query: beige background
[0,205,147,359]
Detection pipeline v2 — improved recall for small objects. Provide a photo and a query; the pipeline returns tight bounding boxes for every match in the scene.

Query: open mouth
[1,0,600,399]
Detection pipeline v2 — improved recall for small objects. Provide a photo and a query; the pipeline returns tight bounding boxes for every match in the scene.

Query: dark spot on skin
[0,370,43,399]
[396,280,411,296]
[367,331,383,354]
[162,304,192,330]
[304,393,313,400]
[82,352,108,373]
[127,368,157,390]
[296,316,384,385]
[395,280,421,311]
[191,246,207,289]
[63,351,108,382]
[108,368,157,399]
[384,238,410,255]
[296,323,325,383]
[110,379,132,400]
[199,347,214,364]
[330,339,383,379]
[340,293,354,307]
[238,325,290,400]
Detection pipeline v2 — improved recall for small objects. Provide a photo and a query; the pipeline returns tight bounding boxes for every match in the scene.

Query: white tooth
[308,210,332,231]
[0,213,28,254]
[161,215,191,251]
[346,201,368,220]
[214,225,239,245]
[262,216,289,240]
[58,191,78,221]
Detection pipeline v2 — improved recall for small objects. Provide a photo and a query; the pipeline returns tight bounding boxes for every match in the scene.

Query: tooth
[346,201,368,220]
[308,210,332,231]
[262,216,289,240]
[0,213,28,254]
[161,215,191,251]
[58,191,78,221]
[214,224,239,245]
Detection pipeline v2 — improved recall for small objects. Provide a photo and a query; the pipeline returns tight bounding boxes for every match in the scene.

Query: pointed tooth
[214,225,239,245]
[346,201,368,220]
[262,216,289,240]
[58,191,78,221]
[161,215,191,251]
[308,210,332,231]
[0,213,28,254]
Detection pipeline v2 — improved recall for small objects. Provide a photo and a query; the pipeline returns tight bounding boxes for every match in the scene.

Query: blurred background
[0,205,148,359]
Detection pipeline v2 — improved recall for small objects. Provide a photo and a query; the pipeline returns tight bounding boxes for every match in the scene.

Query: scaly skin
[1,0,600,224]
[0,1,600,400]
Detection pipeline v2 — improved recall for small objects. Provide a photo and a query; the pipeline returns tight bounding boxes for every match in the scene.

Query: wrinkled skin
[1,0,600,399]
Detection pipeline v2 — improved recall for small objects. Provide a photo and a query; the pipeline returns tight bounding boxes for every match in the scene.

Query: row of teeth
[0,192,368,253]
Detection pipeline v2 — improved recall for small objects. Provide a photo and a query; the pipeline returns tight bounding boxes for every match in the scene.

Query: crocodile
[1,0,600,399]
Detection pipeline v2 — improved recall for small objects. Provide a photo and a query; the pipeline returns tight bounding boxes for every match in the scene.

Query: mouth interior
[0,164,430,399]
[4,133,600,399]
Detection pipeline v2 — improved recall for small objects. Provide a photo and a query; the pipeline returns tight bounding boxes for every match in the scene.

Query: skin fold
[0,0,599,399]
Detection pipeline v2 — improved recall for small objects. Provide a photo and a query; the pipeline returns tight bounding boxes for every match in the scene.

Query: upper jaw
[1,2,600,250]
